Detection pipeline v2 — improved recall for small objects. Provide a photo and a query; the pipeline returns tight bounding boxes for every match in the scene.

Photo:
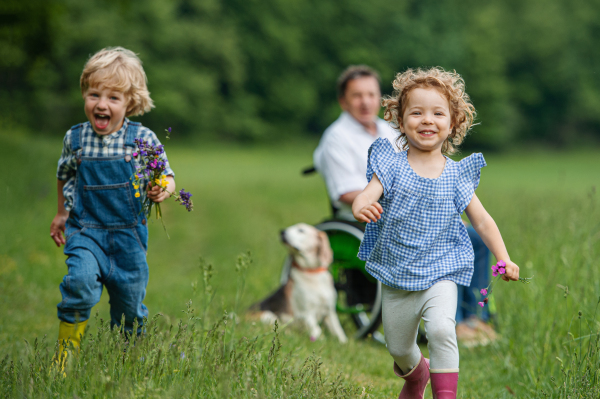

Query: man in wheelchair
[313,65,497,346]
[313,65,397,221]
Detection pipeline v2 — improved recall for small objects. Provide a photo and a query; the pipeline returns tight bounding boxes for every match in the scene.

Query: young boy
[49,47,175,355]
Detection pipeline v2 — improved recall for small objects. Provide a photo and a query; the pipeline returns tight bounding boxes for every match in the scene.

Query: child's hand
[147,183,169,203]
[501,260,520,282]
[352,174,384,223]
[354,202,383,224]
[146,176,175,203]
[50,213,68,247]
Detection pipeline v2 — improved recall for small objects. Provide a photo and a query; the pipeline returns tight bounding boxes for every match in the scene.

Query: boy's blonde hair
[382,67,476,155]
[80,47,154,117]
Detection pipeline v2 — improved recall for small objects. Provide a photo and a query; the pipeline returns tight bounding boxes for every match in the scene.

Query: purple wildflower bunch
[131,138,169,218]
[478,260,533,307]
[130,129,193,232]
[175,189,193,211]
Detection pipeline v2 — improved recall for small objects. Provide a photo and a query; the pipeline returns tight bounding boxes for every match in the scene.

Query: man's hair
[336,65,381,98]
[80,47,154,117]
[382,67,476,155]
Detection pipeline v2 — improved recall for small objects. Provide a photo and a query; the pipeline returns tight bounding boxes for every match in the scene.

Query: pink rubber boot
[393,353,430,399]
[430,372,459,399]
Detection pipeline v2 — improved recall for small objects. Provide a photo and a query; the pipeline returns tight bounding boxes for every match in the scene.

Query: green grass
[1,129,599,397]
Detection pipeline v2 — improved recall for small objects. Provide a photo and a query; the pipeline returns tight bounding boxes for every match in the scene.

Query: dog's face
[281,223,333,269]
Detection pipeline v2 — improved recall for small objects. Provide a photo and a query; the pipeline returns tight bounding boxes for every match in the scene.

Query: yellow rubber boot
[55,320,88,372]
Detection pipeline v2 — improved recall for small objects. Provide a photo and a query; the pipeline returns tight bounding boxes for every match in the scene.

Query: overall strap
[124,121,141,149]
[69,123,85,165]
[69,123,84,152]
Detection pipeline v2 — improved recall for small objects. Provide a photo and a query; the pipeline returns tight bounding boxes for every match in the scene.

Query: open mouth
[94,114,111,130]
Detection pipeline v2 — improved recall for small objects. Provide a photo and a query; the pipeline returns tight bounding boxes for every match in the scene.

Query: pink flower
[133,152,138,157]
[492,260,507,277]
[480,288,488,295]
[478,302,485,307]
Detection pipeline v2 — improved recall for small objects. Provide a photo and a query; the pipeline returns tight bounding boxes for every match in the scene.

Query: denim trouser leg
[58,238,105,324]
[104,229,149,334]
[456,226,491,323]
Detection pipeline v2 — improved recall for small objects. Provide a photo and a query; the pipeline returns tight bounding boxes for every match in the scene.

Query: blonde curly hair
[80,47,154,117]
[382,67,476,155]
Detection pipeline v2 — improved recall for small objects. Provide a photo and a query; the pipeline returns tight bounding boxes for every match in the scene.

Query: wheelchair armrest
[302,166,317,175]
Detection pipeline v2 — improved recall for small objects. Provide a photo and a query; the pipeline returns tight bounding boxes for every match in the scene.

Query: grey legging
[382,280,459,374]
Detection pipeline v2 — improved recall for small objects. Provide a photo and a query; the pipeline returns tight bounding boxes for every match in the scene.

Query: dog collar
[291,260,329,273]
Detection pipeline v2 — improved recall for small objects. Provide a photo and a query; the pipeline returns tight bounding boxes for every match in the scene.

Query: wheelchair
[280,166,385,343]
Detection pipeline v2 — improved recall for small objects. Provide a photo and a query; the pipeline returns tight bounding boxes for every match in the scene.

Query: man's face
[338,76,381,128]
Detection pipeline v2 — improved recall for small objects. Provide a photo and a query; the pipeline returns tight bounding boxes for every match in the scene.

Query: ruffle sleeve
[366,138,398,198]
[454,153,486,214]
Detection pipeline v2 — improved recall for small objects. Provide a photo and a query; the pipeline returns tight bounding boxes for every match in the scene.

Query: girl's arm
[352,174,384,223]
[465,194,519,281]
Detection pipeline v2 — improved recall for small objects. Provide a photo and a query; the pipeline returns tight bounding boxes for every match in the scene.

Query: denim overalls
[57,122,149,333]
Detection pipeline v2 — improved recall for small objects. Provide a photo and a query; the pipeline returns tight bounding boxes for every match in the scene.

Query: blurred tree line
[1,0,599,147]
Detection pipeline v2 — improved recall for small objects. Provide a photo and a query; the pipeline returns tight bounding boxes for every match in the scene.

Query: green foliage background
[2,0,600,146]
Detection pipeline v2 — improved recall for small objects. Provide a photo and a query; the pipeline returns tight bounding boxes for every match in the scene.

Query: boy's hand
[501,260,520,282]
[146,183,169,203]
[50,213,68,247]
[354,202,383,224]
[147,176,175,203]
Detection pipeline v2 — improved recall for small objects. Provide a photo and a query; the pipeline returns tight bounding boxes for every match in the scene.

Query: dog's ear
[316,231,333,267]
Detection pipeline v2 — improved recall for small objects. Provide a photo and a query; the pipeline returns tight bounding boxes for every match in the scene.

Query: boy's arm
[50,179,70,247]
[146,175,176,203]
[465,193,519,281]
[352,174,384,223]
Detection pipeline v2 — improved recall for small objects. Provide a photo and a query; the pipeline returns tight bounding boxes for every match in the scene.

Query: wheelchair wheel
[280,220,383,342]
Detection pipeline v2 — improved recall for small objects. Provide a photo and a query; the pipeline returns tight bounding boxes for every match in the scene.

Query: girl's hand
[354,202,383,223]
[352,173,384,223]
[501,260,520,282]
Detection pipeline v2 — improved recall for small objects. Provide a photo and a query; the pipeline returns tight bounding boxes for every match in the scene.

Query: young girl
[352,67,519,399]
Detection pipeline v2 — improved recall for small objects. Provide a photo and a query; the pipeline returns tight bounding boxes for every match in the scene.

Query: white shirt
[313,112,398,220]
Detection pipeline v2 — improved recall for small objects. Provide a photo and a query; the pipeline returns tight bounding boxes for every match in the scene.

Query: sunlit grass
[1,130,599,397]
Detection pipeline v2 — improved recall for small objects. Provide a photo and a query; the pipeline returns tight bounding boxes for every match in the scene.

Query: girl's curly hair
[382,67,476,155]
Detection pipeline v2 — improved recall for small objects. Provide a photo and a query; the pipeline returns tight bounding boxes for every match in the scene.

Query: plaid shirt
[57,118,175,211]
[357,138,486,291]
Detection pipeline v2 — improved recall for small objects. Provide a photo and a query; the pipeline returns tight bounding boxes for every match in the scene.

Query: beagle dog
[249,223,348,343]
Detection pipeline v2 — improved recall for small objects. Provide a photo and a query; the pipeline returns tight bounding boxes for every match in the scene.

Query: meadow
[1,128,599,398]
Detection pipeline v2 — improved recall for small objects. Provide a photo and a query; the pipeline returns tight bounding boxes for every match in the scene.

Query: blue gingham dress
[357,138,486,291]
